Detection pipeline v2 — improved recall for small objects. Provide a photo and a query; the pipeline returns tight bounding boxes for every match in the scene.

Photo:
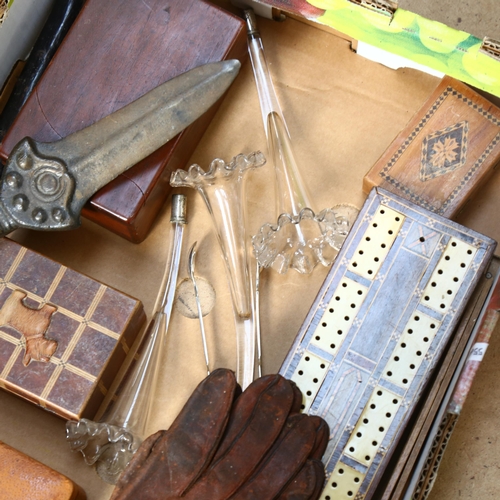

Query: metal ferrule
[244,9,260,38]
[170,194,187,224]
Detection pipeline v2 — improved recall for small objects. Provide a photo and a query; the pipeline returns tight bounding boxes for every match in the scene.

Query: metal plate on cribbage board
[279,188,496,500]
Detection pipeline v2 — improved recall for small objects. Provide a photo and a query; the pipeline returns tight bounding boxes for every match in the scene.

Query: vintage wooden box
[1,1,500,500]
[0,0,247,243]
[363,75,500,218]
[0,237,146,420]
[278,187,496,499]
[0,440,86,500]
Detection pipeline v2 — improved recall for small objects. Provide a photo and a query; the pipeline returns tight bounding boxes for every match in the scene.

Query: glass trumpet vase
[171,152,265,389]
[66,195,187,484]
[245,9,358,274]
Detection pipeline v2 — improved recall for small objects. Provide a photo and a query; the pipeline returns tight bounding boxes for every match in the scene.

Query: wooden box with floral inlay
[363,76,500,219]
[0,237,146,421]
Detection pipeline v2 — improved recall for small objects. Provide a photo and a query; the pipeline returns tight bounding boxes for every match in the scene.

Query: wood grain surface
[0,0,247,242]
[0,237,146,420]
[363,76,500,219]
[0,441,86,500]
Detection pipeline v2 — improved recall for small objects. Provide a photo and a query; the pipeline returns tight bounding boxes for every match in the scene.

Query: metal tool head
[188,241,198,280]
[0,60,241,236]
[187,240,211,375]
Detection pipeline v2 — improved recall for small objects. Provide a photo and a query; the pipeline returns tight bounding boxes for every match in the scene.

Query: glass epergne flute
[66,194,187,484]
[171,152,266,389]
[244,10,357,275]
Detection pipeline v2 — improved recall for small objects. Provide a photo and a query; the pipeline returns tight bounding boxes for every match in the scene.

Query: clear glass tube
[105,219,184,435]
[66,194,187,483]
[246,10,313,218]
[245,9,358,275]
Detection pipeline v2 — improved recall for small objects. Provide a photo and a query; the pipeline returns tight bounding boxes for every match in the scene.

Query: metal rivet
[52,208,66,222]
[12,194,28,211]
[5,173,22,189]
[17,153,33,170]
[33,208,47,223]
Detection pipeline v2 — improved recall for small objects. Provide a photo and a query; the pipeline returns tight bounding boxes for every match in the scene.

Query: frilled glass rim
[66,419,140,460]
[252,205,357,274]
[170,151,266,188]
[253,206,349,237]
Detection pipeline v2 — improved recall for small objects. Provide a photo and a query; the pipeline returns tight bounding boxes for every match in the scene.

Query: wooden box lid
[363,76,500,219]
[0,237,146,420]
[0,440,86,499]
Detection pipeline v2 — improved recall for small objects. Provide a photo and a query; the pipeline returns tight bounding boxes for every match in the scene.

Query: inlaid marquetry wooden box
[279,188,496,499]
[0,237,146,420]
[363,76,500,219]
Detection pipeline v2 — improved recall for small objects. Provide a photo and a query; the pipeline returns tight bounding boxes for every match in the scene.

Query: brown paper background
[0,5,499,499]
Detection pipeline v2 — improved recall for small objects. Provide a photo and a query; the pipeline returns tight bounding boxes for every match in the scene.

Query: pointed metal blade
[0,60,240,235]
[39,59,241,208]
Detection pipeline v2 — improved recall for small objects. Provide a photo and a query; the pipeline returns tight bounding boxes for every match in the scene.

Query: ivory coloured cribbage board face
[279,188,496,500]
[0,238,145,420]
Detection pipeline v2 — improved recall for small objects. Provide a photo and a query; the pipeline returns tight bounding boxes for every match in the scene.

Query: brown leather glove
[111,369,329,500]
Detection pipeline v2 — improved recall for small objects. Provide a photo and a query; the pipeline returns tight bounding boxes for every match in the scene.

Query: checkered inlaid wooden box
[0,238,146,420]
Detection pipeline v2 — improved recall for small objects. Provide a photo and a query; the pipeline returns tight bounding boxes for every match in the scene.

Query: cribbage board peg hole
[322,463,366,499]
[347,206,405,280]
[420,238,477,312]
[343,387,401,467]
[291,351,329,412]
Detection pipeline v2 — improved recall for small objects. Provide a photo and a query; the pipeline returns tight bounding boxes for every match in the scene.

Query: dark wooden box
[0,237,146,420]
[0,0,247,242]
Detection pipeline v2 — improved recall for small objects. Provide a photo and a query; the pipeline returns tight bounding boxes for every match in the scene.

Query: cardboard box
[1,2,499,499]
[241,0,500,99]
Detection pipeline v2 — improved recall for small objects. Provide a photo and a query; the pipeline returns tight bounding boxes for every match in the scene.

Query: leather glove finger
[277,459,326,500]
[183,374,296,499]
[308,416,329,460]
[228,413,317,499]
[289,379,304,414]
[111,368,239,500]
[112,429,165,492]
[211,374,296,464]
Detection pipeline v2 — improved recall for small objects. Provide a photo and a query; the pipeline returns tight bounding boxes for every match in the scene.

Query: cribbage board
[0,238,145,420]
[279,188,496,500]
